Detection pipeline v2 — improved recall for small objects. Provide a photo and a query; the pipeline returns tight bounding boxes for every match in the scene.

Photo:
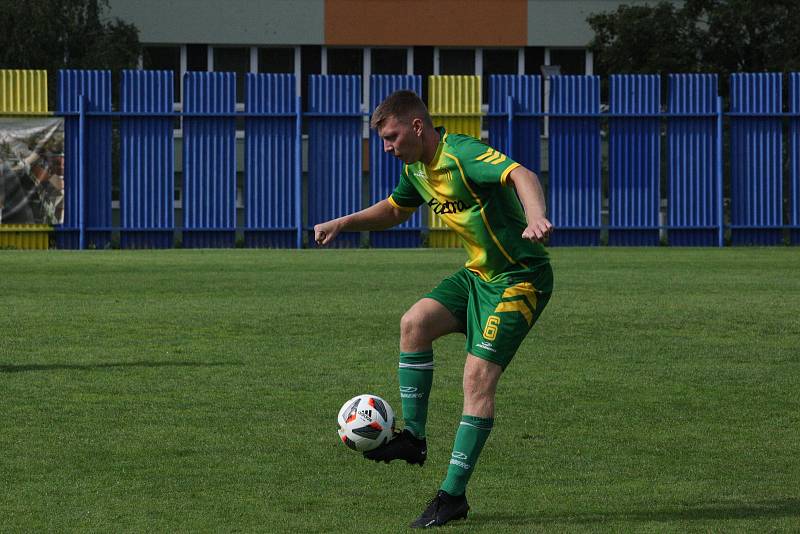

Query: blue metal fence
[789,73,800,245]
[729,73,784,245]
[667,74,721,246]
[369,75,423,248]
[57,69,112,249]
[548,75,602,246]
[487,75,541,175]
[182,72,237,248]
[244,73,300,248]
[608,75,661,246]
[120,70,174,249]
[43,70,800,249]
[306,75,362,248]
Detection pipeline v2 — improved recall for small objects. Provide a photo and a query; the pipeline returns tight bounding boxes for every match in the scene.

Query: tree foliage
[588,2,700,77]
[588,0,800,77]
[0,0,140,104]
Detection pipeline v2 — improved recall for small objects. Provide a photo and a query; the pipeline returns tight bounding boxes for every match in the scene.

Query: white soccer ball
[337,394,395,452]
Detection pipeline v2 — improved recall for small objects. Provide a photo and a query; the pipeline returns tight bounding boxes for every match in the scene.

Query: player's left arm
[506,166,554,242]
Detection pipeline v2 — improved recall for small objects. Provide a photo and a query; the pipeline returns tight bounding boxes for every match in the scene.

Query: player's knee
[400,309,429,344]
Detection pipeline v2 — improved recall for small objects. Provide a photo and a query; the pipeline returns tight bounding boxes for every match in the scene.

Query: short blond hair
[370,90,433,130]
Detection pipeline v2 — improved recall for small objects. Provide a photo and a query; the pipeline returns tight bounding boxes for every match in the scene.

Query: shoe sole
[410,508,469,528]
[444,507,469,524]
[367,456,426,466]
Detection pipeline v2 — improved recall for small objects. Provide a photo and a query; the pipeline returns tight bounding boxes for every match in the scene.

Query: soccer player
[314,90,553,528]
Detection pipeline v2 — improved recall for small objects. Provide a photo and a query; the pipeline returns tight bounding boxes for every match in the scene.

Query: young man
[314,90,553,528]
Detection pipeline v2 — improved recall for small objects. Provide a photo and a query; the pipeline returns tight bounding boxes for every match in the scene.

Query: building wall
[107,0,674,47]
[325,0,527,47]
[107,0,326,45]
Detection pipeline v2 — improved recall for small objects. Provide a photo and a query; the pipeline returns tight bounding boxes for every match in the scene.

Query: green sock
[398,350,434,439]
[440,415,494,496]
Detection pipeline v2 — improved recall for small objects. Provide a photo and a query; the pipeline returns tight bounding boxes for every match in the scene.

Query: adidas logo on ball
[337,394,395,453]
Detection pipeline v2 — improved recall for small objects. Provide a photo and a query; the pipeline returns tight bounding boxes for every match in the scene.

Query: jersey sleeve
[388,165,424,211]
[457,137,521,187]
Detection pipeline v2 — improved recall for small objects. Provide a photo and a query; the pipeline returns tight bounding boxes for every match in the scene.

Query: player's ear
[412,118,423,137]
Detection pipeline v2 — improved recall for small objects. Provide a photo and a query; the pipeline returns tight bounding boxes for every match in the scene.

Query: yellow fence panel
[427,75,482,248]
[1,71,51,249]
[0,225,52,249]
[0,70,49,114]
[428,75,482,137]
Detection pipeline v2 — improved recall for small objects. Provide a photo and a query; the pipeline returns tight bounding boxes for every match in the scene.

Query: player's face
[378,116,423,164]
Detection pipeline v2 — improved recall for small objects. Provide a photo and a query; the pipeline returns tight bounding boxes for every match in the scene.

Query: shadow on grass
[472,498,800,526]
[0,360,243,373]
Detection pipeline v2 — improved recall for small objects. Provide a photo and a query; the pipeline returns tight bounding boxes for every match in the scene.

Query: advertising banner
[0,118,65,225]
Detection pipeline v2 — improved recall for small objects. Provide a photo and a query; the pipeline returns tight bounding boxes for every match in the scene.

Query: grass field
[1,247,799,532]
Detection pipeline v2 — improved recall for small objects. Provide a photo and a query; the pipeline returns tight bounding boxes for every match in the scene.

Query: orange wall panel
[325,0,526,47]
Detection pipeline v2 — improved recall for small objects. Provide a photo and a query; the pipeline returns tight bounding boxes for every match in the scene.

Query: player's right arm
[314,199,414,246]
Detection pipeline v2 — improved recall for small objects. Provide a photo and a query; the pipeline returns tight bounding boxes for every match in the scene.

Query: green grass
[1,248,799,532]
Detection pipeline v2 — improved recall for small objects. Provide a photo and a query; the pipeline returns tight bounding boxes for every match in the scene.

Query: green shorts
[425,265,552,370]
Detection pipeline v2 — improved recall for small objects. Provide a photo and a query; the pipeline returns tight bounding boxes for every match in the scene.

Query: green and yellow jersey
[388,127,550,288]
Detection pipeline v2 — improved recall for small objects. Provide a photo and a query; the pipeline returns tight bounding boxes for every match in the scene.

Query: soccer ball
[337,394,395,452]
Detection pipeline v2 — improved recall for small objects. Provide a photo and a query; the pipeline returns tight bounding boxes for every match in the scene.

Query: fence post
[791,73,800,245]
[716,95,724,248]
[506,94,514,158]
[78,94,87,250]
[295,94,302,249]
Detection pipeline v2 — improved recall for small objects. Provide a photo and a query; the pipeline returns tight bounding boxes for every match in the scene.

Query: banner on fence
[0,118,64,225]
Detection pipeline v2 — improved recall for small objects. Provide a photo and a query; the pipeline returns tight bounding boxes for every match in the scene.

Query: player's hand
[314,220,341,246]
[521,217,553,242]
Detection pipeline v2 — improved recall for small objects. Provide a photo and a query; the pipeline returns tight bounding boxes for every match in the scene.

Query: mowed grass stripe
[1,248,798,532]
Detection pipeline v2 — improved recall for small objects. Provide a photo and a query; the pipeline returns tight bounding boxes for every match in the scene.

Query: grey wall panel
[108,0,324,45]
